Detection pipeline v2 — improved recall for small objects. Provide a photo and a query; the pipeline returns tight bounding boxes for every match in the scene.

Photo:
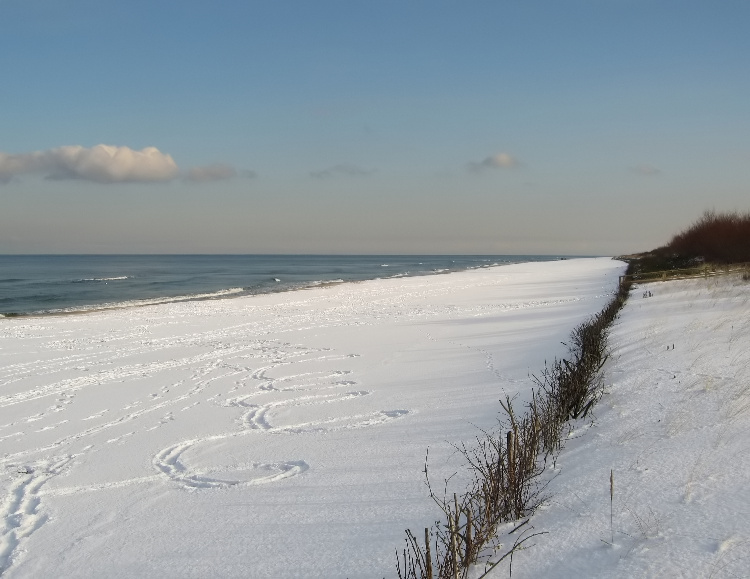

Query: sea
[0,254,569,317]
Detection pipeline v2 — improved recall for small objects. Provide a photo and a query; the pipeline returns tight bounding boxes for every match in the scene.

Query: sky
[1,0,748,255]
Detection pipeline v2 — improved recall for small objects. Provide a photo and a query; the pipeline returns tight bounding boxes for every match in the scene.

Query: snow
[0,258,625,578]
[483,272,750,579]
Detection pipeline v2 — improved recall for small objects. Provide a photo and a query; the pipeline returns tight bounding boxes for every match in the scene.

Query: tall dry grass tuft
[397,271,633,578]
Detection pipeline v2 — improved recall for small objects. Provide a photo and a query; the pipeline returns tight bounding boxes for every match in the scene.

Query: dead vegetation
[396,270,632,578]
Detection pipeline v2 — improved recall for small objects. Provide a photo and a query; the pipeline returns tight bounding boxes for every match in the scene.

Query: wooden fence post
[507,430,515,516]
[425,527,433,579]
[450,518,459,579]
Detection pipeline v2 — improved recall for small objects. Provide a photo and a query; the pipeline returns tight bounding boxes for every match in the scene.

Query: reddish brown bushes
[662,210,750,263]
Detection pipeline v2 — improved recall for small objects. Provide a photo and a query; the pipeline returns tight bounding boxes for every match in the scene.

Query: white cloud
[629,164,661,176]
[310,163,375,179]
[0,145,178,184]
[468,153,520,172]
[185,163,238,183]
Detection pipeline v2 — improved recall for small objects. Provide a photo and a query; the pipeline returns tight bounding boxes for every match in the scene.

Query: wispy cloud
[467,152,520,172]
[310,163,375,179]
[629,164,661,176]
[0,145,178,184]
[185,163,238,183]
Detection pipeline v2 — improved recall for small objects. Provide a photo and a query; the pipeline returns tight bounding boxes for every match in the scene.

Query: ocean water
[0,254,568,316]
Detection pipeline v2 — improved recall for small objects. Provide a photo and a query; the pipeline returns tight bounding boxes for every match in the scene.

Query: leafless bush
[397,275,632,578]
[397,408,548,579]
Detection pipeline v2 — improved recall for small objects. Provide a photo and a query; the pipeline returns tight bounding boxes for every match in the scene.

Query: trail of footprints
[0,336,410,573]
[152,351,409,490]
[0,456,75,574]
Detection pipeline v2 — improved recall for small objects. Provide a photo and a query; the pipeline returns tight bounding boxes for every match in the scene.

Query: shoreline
[0,256,579,319]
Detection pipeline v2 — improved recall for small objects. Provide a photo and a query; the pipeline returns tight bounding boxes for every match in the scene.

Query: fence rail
[619,262,750,287]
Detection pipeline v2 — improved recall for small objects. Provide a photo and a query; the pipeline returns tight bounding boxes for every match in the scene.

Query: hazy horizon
[0,251,605,257]
[2,1,748,256]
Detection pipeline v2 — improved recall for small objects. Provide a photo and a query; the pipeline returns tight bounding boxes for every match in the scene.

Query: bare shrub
[397,273,633,578]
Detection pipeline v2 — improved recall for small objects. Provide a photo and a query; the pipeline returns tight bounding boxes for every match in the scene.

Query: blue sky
[1,0,748,254]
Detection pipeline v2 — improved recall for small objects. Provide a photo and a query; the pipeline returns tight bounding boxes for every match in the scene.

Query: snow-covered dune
[0,258,623,578]
[487,273,750,578]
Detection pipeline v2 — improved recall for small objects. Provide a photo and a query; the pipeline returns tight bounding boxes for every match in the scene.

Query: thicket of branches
[658,210,750,264]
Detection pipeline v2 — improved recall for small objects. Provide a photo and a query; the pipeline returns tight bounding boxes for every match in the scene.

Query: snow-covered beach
[6,258,749,579]
[1,258,623,578]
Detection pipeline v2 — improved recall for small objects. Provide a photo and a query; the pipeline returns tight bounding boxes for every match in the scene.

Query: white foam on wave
[75,276,131,282]
[306,279,345,287]
[30,287,246,316]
